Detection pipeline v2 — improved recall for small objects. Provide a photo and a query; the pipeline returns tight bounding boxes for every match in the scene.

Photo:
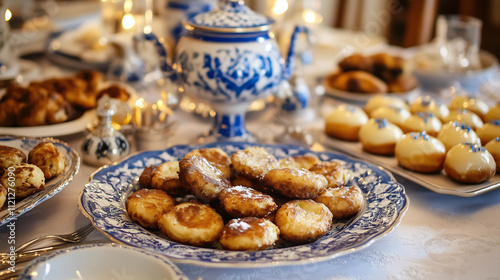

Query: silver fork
[14,223,95,253]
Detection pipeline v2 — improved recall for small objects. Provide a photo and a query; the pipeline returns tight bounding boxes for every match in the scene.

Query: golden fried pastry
[0,163,45,199]
[386,74,418,93]
[444,143,496,184]
[219,217,280,251]
[275,200,333,243]
[369,53,405,81]
[45,92,74,125]
[262,168,328,199]
[0,145,27,176]
[219,186,277,218]
[448,96,489,121]
[309,161,350,189]
[328,71,388,93]
[370,106,411,128]
[96,85,130,102]
[75,70,104,95]
[28,142,67,180]
[364,95,409,116]
[485,104,500,123]
[0,183,6,209]
[437,121,481,151]
[444,109,483,131]
[38,78,96,109]
[17,97,49,127]
[359,118,403,155]
[185,148,231,179]
[315,185,364,220]
[278,154,320,170]
[139,165,157,188]
[179,156,231,203]
[0,98,19,127]
[230,174,269,193]
[230,147,279,180]
[400,112,442,137]
[485,137,500,172]
[325,105,368,141]
[476,120,500,145]
[158,202,224,246]
[337,53,372,72]
[126,189,176,229]
[410,95,449,121]
[151,161,185,196]
[395,132,446,173]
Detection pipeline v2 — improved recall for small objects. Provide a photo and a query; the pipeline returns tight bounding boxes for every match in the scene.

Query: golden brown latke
[219,217,280,251]
[309,161,350,189]
[230,147,279,180]
[28,142,67,180]
[151,161,186,196]
[126,189,176,229]
[184,148,231,179]
[219,185,277,218]
[315,185,364,220]
[262,168,328,199]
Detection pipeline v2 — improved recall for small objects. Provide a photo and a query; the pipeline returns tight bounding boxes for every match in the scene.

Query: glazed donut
[219,217,280,251]
[476,120,500,145]
[485,137,500,172]
[184,148,231,179]
[314,185,364,219]
[484,103,500,123]
[443,143,496,184]
[275,199,333,243]
[138,165,157,188]
[365,95,409,116]
[444,109,483,130]
[308,161,350,189]
[410,95,449,121]
[230,147,279,180]
[158,202,224,246]
[126,189,176,229]
[400,112,442,137]
[179,156,231,203]
[448,95,489,120]
[0,145,27,176]
[262,168,328,199]
[437,121,481,151]
[219,185,277,218]
[370,106,411,128]
[395,132,446,173]
[358,118,403,155]
[325,105,368,141]
[28,142,67,180]
[151,161,185,196]
[0,163,45,199]
[278,154,320,170]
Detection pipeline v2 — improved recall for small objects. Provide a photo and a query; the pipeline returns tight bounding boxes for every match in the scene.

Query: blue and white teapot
[146,0,309,141]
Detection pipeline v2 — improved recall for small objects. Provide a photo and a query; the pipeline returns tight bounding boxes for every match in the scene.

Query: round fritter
[231,174,270,193]
[275,200,333,243]
[28,142,67,180]
[0,145,27,176]
[278,154,320,170]
[184,148,231,179]
[230,147,279,180]
[151,161,185,196]
[219,217,280,251]
[219,186,277,218]
[158,202,224,246]
[138,165,157,188]
[262,168,328,199]
[126,189,176,229]
[308,161,350,189]
[0,163,45,199]
[315,185,364,220]
[0,183,6,209]
[179,156,231,203]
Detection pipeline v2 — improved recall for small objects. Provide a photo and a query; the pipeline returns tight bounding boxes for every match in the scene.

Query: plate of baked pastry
[78,142,408,267]
[320,94,500,197]
[323,53,420,104]
[0,71,133,137]
[0,136,80,226]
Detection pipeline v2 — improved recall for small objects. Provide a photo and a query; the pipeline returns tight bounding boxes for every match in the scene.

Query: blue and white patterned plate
[0,136,80,227]
[78,142,408,267]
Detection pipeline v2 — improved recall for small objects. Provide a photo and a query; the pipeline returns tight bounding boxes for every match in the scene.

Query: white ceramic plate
[0,136,80,226]
[78,142,408,267]
[0,110,96,137]
[18,243,188,280]
[318,132,500,197]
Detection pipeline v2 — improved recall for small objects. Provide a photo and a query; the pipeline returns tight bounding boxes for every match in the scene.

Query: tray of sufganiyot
[320,94,500,197]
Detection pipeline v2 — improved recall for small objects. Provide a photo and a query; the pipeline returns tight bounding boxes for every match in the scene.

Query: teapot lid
[186,0,274,33]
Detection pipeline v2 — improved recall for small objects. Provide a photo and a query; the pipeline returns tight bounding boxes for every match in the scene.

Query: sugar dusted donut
[448,95,489,120]
[324,105,368,141]
[158,202,224,246]
[262,168,328,199]
[395,132,446,173]
[444,109,483,130]
[219,217,280,251]
[437,121,481,151]
[476,120,500,145]
[485,137,500,172]
[126,189,176,229]
[308,161,350,189]
[275,199,333,243]
[400,112,442,136]
[443,143,496,184]
[315,185,364,219]
[409,95,449,121]
[0,163,45,199]
[365,95,409,116]
[358,118,403,155]
[28,142,67,180]
[230,147,279,180]
[370,106,411,128]
[219,185,277,218]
